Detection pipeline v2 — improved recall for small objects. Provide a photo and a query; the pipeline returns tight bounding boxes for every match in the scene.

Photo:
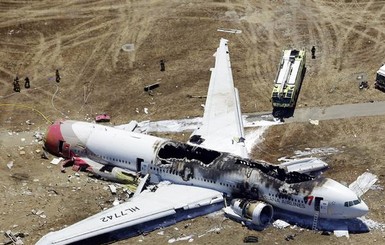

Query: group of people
[12,69,61,92]
[12,76,28,92]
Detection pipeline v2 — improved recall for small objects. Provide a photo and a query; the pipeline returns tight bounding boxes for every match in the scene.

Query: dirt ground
[1,0,385,244]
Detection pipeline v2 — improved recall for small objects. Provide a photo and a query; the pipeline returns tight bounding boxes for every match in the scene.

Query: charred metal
[155,141,315,185]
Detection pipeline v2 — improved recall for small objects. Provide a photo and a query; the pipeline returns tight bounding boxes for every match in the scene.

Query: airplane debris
[293,147,339,157]
[273,219,290,229]
[284,234,296,241]
[112,198,120,206]
[187,94,207,99]
[95,114,110,123]
[41,150,49,159]
[7,161,13,169]
[108,184,117,194]
[243,235,258,243]
[333,229,349,238]
[50,157,63,165]
[358,217,385,231]
[32,209,46,218]
[144,108,148,114]
[121,43,134,52]
[168,235,193,243]
[144,82,160,92]
[217,28,242,34]
[33,132,44,141]
[309,119,319,125]
[4,230,24,245]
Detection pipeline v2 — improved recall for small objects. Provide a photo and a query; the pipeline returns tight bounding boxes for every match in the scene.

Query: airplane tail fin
[349,172,378,197]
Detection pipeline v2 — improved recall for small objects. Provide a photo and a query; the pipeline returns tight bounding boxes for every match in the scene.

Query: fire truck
[271,49,306,108]
[375,64,385,91]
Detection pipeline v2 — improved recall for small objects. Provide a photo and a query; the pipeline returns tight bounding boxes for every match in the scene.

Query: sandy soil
[1,0,385,244]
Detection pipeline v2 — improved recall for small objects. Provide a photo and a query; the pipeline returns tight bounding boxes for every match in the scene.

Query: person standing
[24,77,30,88]
[56,69,61,83]
[13,76,20,92]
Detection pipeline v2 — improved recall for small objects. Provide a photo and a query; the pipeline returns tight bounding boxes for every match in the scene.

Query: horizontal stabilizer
[279,157,328,174]
[349,172,378,197]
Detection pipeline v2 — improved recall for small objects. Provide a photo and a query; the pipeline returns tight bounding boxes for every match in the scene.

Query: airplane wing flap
[36,183,223,245]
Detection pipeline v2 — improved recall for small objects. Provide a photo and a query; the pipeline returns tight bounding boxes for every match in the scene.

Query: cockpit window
[344,198,361,207]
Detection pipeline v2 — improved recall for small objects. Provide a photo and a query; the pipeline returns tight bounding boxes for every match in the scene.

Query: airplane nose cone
[44,120,64,155]
[354,200,369,217]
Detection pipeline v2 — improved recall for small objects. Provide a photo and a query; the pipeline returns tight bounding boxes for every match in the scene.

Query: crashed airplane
[38,39,371,244]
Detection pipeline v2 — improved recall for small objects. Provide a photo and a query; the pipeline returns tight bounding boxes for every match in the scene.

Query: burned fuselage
[149,140,330,217]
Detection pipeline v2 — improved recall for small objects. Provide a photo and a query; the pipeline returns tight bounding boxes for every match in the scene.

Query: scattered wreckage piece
[95,114,111,123]
[50,157,63,165]
[36,182,223,245]
[4,230,24,245]
[243,235,258,243]
[144,83,160,92]
[217,28,242,34]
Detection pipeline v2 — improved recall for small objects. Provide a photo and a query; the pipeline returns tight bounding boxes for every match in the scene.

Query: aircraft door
[136,158,143,172]
[320,200,328,215]
[314,197,324,212]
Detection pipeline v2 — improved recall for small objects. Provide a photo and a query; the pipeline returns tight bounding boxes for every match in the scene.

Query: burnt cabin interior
[156,142,314,184]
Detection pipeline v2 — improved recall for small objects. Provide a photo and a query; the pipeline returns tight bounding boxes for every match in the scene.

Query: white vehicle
[375,64,385,90]
[38,39,370,245]
[271,49,306,108]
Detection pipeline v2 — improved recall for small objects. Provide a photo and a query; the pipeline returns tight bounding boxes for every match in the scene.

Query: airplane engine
[230,199,274,227]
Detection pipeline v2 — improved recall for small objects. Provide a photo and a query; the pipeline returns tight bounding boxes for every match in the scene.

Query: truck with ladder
[375,64,385,91]
[271,49,306,109]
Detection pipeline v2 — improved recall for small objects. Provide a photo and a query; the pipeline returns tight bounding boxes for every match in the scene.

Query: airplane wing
[188,38,247,158]
[36,182,224,245]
